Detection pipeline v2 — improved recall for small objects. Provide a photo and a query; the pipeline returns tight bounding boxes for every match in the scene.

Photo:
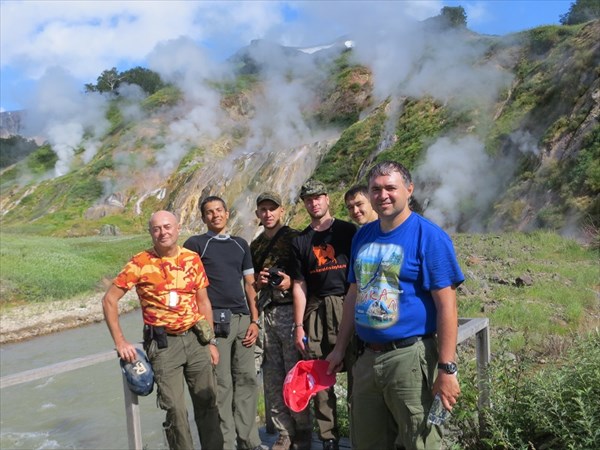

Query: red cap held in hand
[283,359,336,412]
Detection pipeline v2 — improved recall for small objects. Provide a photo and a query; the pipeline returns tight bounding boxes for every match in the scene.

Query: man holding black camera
[251,192,312,450]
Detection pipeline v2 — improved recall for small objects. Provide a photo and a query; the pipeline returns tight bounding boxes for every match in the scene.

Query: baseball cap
[283,359,336,412]
[300,179,327,199]
[256,191,282,207]
[120,348,154,396]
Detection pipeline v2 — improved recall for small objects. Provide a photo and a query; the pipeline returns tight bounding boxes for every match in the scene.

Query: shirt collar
[206,230,231,240]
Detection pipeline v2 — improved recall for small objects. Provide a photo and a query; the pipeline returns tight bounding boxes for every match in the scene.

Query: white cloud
[0,1,283,82]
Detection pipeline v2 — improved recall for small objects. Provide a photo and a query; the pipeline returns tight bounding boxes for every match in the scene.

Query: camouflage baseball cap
[300,179,327,199]
[256,191,282,206]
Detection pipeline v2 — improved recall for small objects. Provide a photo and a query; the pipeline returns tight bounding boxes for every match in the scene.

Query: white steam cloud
[414,131,541,232]
[22,67,110,176]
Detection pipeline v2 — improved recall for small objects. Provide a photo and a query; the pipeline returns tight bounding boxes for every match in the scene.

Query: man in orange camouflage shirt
[102,210,223,450]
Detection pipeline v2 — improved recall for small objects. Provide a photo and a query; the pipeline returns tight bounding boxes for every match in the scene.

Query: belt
[167,328,192,336]
[266,301,293,309]
[365,334,434,353]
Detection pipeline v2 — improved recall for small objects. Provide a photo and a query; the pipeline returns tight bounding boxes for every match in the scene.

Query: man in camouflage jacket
[251,192,312,450]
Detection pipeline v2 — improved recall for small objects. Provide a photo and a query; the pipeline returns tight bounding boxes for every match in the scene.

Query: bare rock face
[0,111,24,138]
[99,224,120,236]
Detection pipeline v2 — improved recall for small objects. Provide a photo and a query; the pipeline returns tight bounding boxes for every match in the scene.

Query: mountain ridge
[0,20,598,244]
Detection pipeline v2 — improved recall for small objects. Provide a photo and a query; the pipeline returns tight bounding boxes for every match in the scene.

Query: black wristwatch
[437,361,458,375]
[251,319,262,329]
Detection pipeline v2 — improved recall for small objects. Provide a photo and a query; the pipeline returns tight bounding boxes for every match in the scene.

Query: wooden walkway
[259,427,351,449]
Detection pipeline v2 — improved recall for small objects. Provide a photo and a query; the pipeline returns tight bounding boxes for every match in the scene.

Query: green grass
[454,231,598,352]
[0,233,151,305]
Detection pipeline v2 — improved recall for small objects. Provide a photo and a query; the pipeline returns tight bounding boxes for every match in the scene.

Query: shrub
[453,331,600,449]
[27,145,58,174]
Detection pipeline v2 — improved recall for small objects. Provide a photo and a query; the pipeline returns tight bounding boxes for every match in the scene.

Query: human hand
[256,268,270,290]
[209,343,219,365]
[325,348,345,375]
[116,340,137,363]
[432,372,461,411]
[242,322,259,347]
[275,272,292,291]
[294,326,307,357]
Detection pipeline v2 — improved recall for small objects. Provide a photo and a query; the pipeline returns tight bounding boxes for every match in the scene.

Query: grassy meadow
[0,233,150,306]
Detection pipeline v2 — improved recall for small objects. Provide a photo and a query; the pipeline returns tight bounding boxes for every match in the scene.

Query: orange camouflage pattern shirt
[114,246,209,334]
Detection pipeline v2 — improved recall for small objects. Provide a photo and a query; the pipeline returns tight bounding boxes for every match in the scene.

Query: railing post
[475,319,491,433]
[122,374,143,450]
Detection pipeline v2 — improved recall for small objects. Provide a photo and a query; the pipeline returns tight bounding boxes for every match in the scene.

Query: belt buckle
[367,342,386,352]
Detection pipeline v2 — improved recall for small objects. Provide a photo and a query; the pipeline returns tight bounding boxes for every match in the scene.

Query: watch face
[439,362,458,374]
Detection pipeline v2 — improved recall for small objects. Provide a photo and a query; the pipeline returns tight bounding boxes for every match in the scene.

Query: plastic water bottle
[427,394,450,426]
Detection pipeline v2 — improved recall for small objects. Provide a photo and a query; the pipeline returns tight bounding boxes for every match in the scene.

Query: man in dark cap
[289,180,357,450]
[251,191,312,450]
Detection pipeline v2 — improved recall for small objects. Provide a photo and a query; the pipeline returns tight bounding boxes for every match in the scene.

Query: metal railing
[0,318,490,450]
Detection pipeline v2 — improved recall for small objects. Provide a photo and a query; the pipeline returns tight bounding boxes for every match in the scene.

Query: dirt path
[0,291,138,344]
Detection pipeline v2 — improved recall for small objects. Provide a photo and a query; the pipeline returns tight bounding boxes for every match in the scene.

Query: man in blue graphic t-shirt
[326,161,464,450]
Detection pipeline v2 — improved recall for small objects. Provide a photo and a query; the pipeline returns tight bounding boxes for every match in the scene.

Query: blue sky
[0,0,575,112]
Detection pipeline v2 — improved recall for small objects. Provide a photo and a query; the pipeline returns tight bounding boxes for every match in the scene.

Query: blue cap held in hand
[120,348,154,396]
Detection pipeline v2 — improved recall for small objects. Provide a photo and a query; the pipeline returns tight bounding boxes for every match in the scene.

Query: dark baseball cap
[300,179,327,199]
[120,348,154,396]
[256,191,282,206]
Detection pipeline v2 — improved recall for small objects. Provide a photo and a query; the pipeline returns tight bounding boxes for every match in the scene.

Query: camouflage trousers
[263,303,312,437]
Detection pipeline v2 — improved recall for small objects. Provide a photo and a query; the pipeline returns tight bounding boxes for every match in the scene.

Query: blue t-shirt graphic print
[354,242,404,329]
[349,214,464,344]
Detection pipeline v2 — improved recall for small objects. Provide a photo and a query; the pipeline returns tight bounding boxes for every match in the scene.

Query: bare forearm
[196,288,214,324]
[334,284,357,352]
[292,280,307,325]
[102,285,128,346]
[433,286,458,363]
[244,274,259,321]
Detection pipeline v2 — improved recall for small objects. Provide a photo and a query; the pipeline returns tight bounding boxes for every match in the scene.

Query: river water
[0,310,184,450]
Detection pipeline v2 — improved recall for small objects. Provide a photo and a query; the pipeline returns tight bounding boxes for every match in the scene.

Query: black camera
[268,267,284,286]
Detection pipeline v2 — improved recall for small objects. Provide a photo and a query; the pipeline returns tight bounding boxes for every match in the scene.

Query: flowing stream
[0,310,180,450]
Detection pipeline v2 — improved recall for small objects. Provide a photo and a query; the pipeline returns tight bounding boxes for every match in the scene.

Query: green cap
[256,191,282,206]
[300,179,327,199]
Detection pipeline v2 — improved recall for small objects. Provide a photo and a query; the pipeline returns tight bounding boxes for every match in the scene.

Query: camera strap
[256,225,288,271]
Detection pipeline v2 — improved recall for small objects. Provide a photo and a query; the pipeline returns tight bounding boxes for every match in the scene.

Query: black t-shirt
[183,232,254,314]
[290,218,357,298]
